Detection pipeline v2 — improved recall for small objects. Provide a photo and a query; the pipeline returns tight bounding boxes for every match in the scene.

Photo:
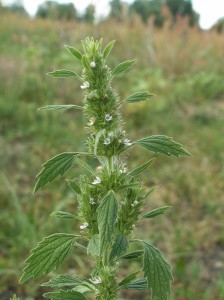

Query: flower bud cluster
[80,38,130,157]
[95,264,117,300]
[118,182,145,234]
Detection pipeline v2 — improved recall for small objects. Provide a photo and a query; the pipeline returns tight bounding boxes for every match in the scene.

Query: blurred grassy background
[0,11,224,300]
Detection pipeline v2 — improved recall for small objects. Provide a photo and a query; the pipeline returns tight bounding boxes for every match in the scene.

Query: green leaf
[10,295,21,300]
[112,59,136,76]
[38,105,82,111]
[121,250,144,260]
[94,129,106,155]
[123,91,154,104]
[128,158,155,177]
[74,157,96,176]
[143,242,173,300]
[118,271,140,288]
[122,278,147,290]
[64,45,82,60]
[20,234,77,284]
[73,285,92,294]
[74,242,87,251]
[136,135,191,157]
[82,55,91,70]
[109,234,128,261]
[44,290,86,300]
[97,191,118,255]
[67,179,81,195]
[87,234,100,256]
[42,274,82,288]
[103,40,116,59]
[51,211,76,220]
[142,206,171,219]
[48,69,79,78]
[34,152,78,192]
[143,186,159,199]
[118,182,140,190]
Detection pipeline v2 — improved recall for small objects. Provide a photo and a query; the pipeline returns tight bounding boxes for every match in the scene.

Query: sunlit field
[0,13,224,300]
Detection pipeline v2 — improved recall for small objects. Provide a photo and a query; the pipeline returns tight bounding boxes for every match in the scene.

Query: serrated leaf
[34,152,78,192]
[136,135,191,157]
[64,45,82,60]
[97,191,118,255]
[143,206,171,219]
[74,157,96,176]
[112,59,136,76]
[41,274,82,288]
[143,242,173,300]
[38,105,82,111]
[122,277,147,290]
[109,234,128,261]
[103,40,115,59]
[48,69,79,78]
[51,211,76,219]
[67,179,81,195]
[20,234,76,284]
[44,290,86,300]
[123,91,154,104]
[128,158,155,177]
[87,234,100,256]
[118,271,140,288]
[121,250,144,260]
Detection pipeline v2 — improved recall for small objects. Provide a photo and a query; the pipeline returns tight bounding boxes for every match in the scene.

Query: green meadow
[0,13,224,300]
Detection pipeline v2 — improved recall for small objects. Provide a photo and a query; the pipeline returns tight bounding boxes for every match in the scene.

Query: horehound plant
[20,38,190,300]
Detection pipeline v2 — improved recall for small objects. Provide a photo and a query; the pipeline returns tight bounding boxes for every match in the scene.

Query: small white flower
[80,222,89,229]
[104,138,111,145]
[124,138,132,146]
[90,198,95,205]
[108,132,114,137]
[80,81,90,89]
[132,224,136,229]
[90,61,96,68]
[88,117,95,126]
[120,167,128,174]
[92,176,101,185]
[90,277,102,284]
[105,114,113,122]
[131,200,138,207]
[96,165,103,172]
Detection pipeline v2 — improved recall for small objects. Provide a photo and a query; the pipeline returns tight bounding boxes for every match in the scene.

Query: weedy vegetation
[19,38,190,300]
[1,13,224,300]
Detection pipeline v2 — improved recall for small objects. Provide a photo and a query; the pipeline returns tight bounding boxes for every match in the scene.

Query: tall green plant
[20,37,190,300]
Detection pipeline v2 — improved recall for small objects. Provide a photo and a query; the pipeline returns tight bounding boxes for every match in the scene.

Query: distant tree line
[35,1,95,24]
[116,0,199,27]
[0,0,28,16]
[1,0,223,31]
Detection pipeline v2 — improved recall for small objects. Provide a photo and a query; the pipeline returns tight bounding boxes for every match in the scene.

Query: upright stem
[106,156,113,175]
[95,157,118,300]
